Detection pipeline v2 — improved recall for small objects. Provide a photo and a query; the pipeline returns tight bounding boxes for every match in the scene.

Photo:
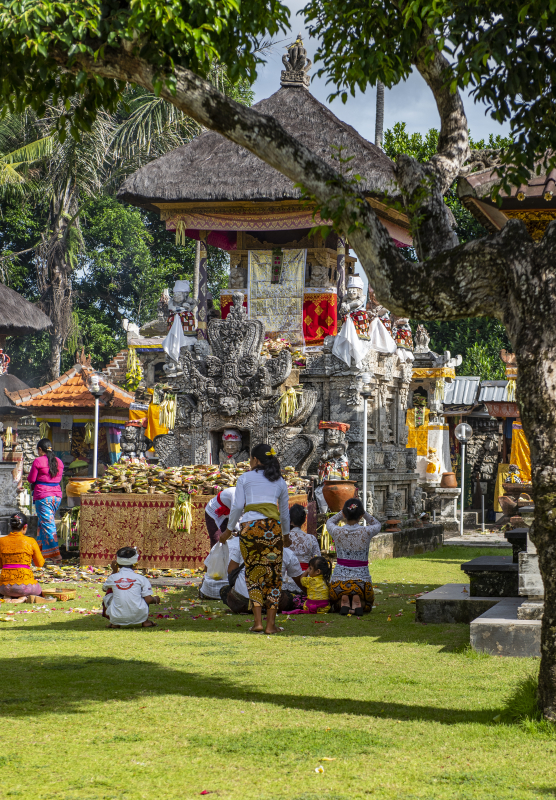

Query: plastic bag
[204,541,229,581]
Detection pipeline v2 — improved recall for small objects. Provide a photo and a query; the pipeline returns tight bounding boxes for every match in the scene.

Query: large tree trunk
[506,224,556,720]
[43,185,78,380]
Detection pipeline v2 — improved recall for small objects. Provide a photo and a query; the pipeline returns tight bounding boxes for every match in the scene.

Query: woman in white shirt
[221,443,290,634]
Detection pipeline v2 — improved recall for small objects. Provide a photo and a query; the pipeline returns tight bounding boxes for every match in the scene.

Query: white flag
[369,317,397,354]
[162,315,187,363]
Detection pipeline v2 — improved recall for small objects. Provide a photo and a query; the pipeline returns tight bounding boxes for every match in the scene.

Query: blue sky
[252,1,511,145]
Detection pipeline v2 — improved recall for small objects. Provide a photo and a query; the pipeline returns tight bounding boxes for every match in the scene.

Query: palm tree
[375,81,385,148]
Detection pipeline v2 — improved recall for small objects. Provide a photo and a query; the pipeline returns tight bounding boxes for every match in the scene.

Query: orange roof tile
[5,365,134,410]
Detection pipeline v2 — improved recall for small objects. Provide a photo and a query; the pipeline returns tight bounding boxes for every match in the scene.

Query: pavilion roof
[118,85,399,211]
[0,283,52,337]
[458,164,556,235]
[5,364,134,411]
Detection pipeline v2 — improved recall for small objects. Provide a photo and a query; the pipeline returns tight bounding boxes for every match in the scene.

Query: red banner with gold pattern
[220,292,248,320]
[302,288,337,347]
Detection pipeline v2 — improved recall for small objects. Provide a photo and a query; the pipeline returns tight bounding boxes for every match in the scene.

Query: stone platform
[443,532,511,548]
[369,523,443,560]
[470,598,541,657]
[461,555,519,597]
[415,583,503,624]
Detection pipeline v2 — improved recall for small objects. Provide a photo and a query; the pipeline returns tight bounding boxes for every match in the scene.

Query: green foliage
[409,318,511,380]
[0,0,288,140]
[303,0,556,190]
[500,672,556,737]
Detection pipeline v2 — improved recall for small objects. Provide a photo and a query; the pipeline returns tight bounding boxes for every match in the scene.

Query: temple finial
[281,34,312,88]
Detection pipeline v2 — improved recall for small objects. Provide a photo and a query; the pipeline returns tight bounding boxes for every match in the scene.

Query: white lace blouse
[326,511,382,582]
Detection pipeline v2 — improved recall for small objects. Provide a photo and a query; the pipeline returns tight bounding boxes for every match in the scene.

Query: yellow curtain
[406,408,430,456]
[494,463,510,513]
[145,403,168,443]
[510,422,532,483]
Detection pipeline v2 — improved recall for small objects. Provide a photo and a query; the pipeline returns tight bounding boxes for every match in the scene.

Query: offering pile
[90,461,311,496]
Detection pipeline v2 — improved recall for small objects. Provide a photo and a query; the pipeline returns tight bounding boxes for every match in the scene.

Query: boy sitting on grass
[102,546,160,629]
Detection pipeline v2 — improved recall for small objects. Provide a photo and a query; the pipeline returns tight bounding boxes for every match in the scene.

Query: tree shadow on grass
[0,654,501,726]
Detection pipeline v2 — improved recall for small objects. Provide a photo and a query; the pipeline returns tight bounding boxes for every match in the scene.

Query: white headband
[117,553,139,566]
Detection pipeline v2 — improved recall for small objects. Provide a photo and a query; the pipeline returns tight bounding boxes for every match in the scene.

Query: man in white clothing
[102,546,160,628]
[204,486,237,547]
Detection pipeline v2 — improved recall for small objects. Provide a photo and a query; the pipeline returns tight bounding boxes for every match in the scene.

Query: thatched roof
[0,373,32,414]
[118,86,398,209]
[0,283,52,337]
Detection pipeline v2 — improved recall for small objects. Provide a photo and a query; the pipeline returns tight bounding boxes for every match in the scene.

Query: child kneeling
[287,556,331,614]
[102,547,160,628]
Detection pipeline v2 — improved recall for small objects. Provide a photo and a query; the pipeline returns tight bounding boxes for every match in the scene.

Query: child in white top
[102,547,160,628]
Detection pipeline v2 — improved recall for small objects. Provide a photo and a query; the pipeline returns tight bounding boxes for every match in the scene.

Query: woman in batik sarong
[221,443,291,635]
[27,438,64,563]
[326,497,381,616]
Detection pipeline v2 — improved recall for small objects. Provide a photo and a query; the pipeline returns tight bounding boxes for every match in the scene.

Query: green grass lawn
[1,545,553,800]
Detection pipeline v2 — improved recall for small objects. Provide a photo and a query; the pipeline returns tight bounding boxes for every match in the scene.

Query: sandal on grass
[142,620,157,628]
[106,624,121,629]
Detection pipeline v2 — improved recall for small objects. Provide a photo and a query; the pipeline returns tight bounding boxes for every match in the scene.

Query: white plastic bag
[204,541,229,581]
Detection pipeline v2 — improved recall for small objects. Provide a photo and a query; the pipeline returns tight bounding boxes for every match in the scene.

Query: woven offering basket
[41,589,76,602]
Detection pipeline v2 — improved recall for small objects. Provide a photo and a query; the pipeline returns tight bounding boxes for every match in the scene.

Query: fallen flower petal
[315,765,325,774]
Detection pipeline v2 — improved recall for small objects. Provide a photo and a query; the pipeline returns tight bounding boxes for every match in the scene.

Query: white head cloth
[173,280,190,294]
[346,275,364,291]
[117,551,139,566]
[223,429,242,441]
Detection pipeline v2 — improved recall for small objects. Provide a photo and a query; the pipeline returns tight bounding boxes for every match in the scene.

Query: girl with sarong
[0,512,46,603]
[27,438,64,563]
[326,497,381,615]
[221,443,291,635]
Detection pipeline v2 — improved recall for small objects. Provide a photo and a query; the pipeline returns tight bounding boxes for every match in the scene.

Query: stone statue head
[172,279,191,306]
[122,426,137,444]
[345,275,364,303]
[219,395,239,416]
[222,428,242,454]
[324,427,343,446]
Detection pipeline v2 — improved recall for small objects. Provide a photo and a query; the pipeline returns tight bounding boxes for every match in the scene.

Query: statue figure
[414,324,431,353]
[219,428,249,466]
[508,463,523,484]
[406,448,418,471]
[386,490,402,519]
[119,423,152,463]
[395,318,415,363]
[339,275,371,339]
[167,280,198,334]
[425,447,441,481]
[409,486,426,519]
[317,421,350,482]
[282,34,312,73]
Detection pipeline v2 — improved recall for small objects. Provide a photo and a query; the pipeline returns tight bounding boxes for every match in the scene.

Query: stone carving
[409,486,425,518]
[386,490,402,519]
[384,450,397,471]
[280,433,315,473]
[406,448,417,471]
[219,428,249,466]
[459,148,504,176]
[0,462,19,516]
[317,421,350,482]
[340,381,361,407]
[414,324,431,354]
[120,423,152,462]
[281,34,312,88]
[366,487,375,516]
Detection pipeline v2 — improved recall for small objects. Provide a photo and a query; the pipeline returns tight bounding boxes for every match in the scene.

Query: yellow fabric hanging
[494,463,510,513]
[406,408,430,456]
[510,422,531,483]
[145,403,168,442]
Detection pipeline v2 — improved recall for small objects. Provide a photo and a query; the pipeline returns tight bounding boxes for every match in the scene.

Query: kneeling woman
[326,498,381,615]
[0,512,45,603]
[220,444,290,634]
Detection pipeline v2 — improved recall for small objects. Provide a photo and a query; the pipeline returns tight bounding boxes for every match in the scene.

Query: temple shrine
[116,40,422,522]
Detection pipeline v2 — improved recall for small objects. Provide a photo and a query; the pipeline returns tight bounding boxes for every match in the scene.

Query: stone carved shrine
[119,37,419,520]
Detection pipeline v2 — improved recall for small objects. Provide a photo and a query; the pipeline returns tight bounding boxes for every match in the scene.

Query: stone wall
[369,523,444,560]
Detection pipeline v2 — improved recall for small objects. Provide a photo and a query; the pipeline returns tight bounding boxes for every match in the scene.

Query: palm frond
[1,135,54,165]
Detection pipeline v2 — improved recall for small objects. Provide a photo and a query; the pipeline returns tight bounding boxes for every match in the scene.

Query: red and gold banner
[220,292,248,319]
[302,288,337,348]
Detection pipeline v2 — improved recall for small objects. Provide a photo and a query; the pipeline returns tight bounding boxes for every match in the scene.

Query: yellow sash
[244,502,280,522]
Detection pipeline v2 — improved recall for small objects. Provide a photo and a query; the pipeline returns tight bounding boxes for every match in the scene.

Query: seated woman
[285,503,321,581]
[221,535,303,616]
[0,512,46,604]
[326,497,381,616]
[102,546,160,628]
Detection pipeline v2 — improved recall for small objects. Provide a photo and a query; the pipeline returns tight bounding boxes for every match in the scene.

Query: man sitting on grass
[102,546,160,629]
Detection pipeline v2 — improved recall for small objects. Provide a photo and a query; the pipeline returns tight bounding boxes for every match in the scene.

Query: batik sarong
[329,580,375,612]
[35,495,62,560]
[239,518,283,609]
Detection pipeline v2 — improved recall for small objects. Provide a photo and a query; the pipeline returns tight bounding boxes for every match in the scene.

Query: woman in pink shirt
[27,438,64,563]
